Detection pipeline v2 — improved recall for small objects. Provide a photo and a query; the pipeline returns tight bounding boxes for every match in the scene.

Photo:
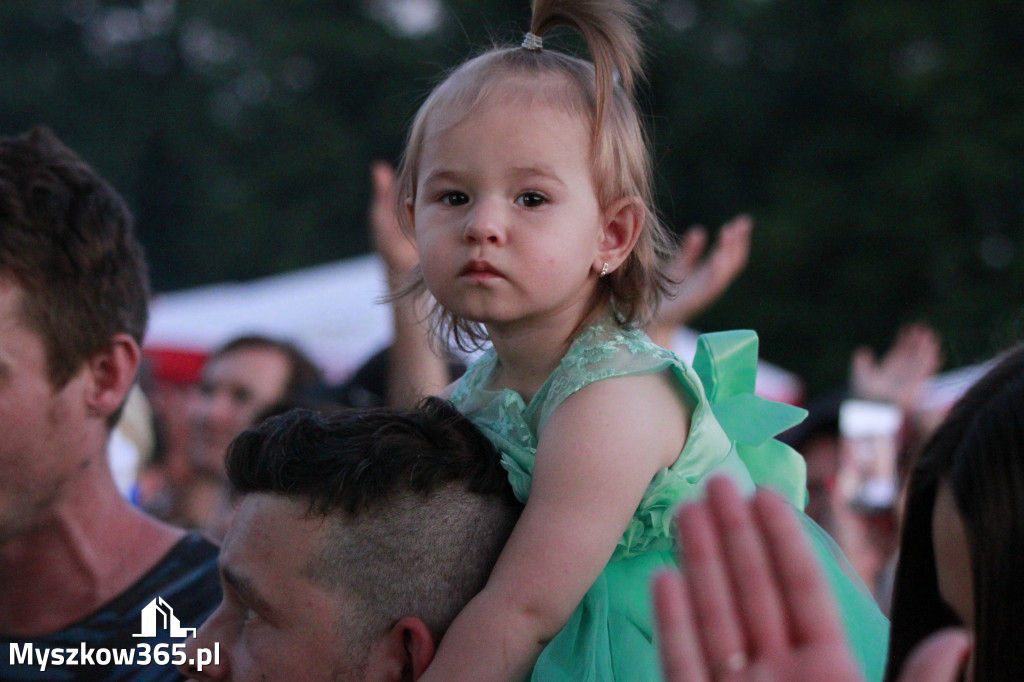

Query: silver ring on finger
[711,651,748,679]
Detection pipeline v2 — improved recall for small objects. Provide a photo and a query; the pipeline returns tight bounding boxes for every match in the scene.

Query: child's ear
[84,333,141,420]
[594,196,645,277]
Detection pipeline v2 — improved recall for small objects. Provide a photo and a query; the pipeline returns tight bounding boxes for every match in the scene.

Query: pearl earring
[600,262,610,277]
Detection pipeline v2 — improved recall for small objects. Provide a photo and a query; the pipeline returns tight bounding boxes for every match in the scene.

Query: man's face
[0,278,92,541]
[182,494,372,681]
[186,347,292,474]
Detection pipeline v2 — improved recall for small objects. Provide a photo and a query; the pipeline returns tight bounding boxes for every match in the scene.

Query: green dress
[450,321,889,681]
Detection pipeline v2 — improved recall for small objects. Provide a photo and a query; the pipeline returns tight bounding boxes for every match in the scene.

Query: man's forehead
[220,497,306,600]
[207,345,289,374]
[220,494,348,621]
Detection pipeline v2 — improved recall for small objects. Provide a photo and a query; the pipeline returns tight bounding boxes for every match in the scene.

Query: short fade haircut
[225,398,521,651]
[0,126,149,390]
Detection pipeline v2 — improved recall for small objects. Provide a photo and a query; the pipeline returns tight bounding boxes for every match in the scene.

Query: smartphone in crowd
[836,399,902,513]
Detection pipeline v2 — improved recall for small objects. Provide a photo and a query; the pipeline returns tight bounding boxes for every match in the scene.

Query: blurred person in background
[884,340,1024,680]
[782,322,944,610]
[186,334,324,476]
[154,334,327,540]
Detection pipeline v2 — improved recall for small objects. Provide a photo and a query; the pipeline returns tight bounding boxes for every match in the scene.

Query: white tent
[146,255,393,383]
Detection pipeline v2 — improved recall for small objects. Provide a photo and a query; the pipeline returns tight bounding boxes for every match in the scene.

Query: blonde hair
[396,0,674,350]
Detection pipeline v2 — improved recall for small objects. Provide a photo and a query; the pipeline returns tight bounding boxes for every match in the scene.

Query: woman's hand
[653,476,970,682]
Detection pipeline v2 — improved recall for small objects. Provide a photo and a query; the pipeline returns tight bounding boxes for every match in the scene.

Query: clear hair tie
[521,32,543,51]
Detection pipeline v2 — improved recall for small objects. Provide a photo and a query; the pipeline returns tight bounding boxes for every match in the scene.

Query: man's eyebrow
[221,564,276,620]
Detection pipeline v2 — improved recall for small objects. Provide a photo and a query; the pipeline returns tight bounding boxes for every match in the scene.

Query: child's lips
[459,260,504,279]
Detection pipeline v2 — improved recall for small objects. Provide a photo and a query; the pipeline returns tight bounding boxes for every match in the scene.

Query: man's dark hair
[226,398,521,645]
[0,126,149,390]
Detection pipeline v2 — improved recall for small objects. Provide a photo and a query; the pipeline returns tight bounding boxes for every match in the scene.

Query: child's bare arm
[419,371,689,681]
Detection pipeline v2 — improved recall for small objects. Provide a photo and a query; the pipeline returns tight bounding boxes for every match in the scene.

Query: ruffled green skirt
[530,516,888,682]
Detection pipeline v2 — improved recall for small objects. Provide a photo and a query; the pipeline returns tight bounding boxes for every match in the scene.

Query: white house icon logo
[133,597,197,638]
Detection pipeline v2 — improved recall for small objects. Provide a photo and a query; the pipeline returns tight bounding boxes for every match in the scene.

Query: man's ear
[593,196,645,277]
[364,616,436,681]
[83,333,141,420]
[398,617,435,680]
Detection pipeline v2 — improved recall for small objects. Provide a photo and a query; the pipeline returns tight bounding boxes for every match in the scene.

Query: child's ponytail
[527,0,646,140]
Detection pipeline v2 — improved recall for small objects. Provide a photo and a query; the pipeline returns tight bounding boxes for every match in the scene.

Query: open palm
[654,477,968,682]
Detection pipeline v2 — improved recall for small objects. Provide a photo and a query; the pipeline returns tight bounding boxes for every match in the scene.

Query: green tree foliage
[1,0,1021,391]
[647,0,1024,390]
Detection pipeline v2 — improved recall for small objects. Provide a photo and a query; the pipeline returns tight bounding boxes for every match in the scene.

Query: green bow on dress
[692,330,809,508]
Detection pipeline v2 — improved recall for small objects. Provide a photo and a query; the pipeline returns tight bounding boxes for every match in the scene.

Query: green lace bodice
[449,320,808,560]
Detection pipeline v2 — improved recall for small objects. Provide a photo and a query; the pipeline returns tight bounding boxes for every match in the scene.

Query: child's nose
[463,199,507,245]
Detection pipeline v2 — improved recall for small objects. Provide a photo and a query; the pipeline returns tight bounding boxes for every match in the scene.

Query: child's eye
[517,192,547,208]
[440,191,469,206]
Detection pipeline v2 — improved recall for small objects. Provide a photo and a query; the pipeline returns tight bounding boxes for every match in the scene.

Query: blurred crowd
[3,125,1017,682]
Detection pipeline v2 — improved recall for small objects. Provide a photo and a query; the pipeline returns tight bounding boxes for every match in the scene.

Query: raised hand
[850,322,943,411]
[654,476,863,682]
[648,215,752,348]
[369,160,419,279]
[653,476,969,682]
[366,161,451,406]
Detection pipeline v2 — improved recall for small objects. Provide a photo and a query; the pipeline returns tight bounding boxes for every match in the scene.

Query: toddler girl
[396,1,890,679]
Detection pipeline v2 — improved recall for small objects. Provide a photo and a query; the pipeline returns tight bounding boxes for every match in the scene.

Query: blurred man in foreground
[0,127,219,680]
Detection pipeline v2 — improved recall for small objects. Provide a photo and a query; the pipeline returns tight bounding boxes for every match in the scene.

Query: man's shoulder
[1,533,222,681]
[116,532,222,627]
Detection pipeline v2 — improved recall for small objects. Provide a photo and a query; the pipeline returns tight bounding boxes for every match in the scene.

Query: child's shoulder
[539,320,695,425]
